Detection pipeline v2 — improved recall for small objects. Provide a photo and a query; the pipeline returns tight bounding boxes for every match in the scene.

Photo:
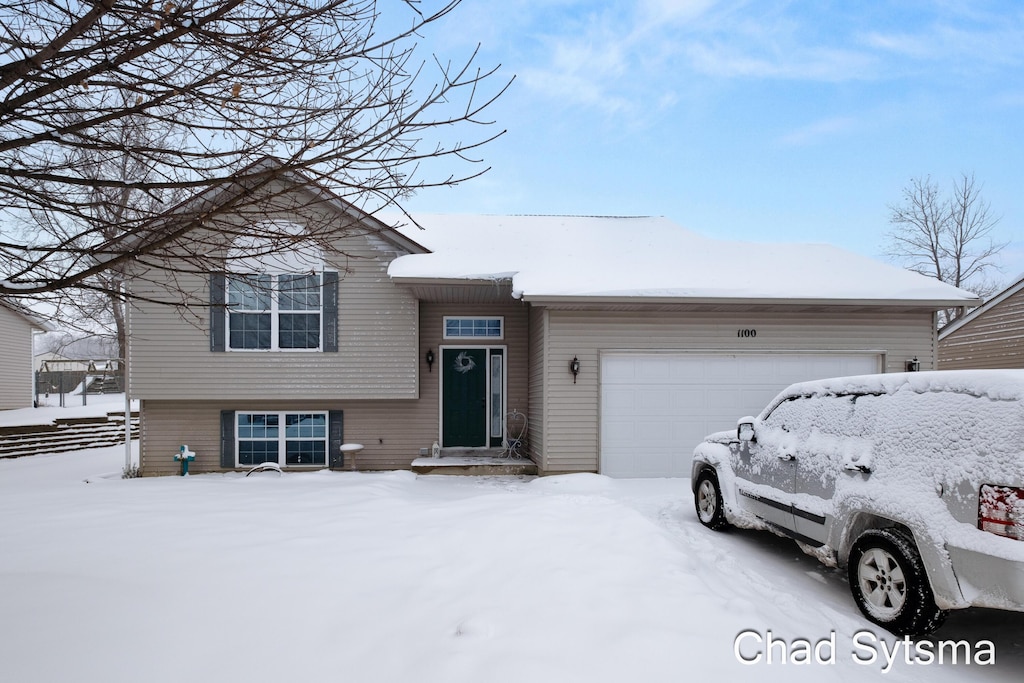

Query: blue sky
[403,0,1024,288]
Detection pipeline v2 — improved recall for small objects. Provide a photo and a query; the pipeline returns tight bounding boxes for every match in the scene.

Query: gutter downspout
[123,281,132,474]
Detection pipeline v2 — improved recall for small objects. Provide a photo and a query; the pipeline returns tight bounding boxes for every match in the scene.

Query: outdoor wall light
[569,356,581,383]
[906,357,921,372]
[426,348,435,372]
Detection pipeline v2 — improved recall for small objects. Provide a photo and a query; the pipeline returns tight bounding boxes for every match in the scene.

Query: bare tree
[886,173,1005,323]
[0,0,509,301]
[27,113,188,361]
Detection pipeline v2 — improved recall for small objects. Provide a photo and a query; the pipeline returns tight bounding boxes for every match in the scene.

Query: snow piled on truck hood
[386,214,978,302]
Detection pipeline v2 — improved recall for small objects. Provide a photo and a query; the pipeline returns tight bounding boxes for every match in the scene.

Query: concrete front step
[410,455,537,476]
[435,447,507,457]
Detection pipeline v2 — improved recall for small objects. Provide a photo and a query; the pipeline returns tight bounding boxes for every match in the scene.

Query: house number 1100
[737,329,757,338]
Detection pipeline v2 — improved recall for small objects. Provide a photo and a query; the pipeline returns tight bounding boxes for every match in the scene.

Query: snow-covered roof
[386,214,979,305]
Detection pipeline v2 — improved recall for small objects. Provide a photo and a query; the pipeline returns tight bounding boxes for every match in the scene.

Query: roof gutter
[389,276,516,288]
[387,275,983,311]
[519,294,984,309]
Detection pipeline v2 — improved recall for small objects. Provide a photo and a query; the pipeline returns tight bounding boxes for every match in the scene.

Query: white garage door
[600,353,881,478]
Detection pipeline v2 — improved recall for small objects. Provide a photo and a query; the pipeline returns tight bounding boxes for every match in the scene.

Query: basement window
[236,412,327,467]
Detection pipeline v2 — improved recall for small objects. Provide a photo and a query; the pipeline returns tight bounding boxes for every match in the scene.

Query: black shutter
[210,272,226,352]
[220,410,235,469]
[328,410,344,468]
[323,271,339,352]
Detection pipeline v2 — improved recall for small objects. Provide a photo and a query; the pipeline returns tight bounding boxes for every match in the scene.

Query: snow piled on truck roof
[780,369,1024,403]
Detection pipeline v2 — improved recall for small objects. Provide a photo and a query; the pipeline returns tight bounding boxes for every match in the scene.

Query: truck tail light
[978,485,1024,540]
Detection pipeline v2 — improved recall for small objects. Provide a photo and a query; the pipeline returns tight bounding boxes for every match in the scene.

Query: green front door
[442,348,488,447]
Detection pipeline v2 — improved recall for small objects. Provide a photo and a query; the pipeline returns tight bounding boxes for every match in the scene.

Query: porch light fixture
[569,356,581,384]
[426,348,435,372]
[906,357,921,372]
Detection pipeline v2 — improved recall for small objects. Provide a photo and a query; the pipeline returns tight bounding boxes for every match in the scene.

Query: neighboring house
[0,299,51,409]
[938,275,1024,369]
[129,164,979,478]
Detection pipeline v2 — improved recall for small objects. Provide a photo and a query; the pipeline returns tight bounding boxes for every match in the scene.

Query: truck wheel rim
[857,547,907,618]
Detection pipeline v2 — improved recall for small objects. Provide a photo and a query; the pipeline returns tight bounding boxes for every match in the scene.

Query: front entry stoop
[411,448,537,476]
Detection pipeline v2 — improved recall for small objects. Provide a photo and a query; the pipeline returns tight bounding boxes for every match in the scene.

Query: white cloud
[684,41,877,81]
[509,0,882,120]
[476,0,1024,123]
[519,31,636,115]
[638,0,719,26]
[776,116,859,147]
[508,1,712,117]
[860,31,936,60]
[860,8,1024,71]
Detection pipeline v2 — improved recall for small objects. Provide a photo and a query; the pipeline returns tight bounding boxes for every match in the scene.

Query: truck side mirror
[737,421,755,443]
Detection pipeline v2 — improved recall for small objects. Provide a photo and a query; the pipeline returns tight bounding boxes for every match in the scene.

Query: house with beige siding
[128,168,980,478]
[0,299,50,410]
[938,275,1024,369]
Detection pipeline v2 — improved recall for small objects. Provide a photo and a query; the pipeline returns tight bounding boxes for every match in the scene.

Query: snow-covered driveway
[2,446,1022,682]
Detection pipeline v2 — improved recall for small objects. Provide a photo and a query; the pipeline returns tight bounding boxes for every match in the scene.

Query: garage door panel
[601,419,637,445]
[704,357,742,381]
[839,357,879,375]
[639,389,677,412]
[738,357,778,381]
[674,418,717,447]
[774,356,810,374]
[600,352,880,478]
[803,358,843,378]
[671,389,706,411]
[706,387,743,410]
[602,356,639,382]
[635,418,673,444]
[636,357,673,381]
[670,357,706,380]
[602,387,636,411]
[673,417,705,437]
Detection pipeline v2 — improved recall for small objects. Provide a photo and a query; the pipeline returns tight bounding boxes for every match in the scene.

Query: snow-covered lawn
[2,446,1022,683]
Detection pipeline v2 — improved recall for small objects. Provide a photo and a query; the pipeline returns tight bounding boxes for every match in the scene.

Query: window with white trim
[443,316,504,339]
[236,412,328,466]
[227,273,322,350]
